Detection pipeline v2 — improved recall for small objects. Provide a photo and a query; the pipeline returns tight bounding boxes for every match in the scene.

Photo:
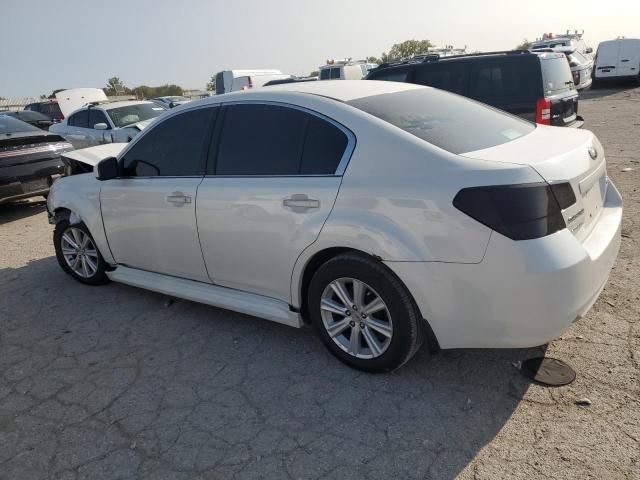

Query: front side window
[89,109,110,129]
[121,107,215,177]
[214,104,349,176]
[69,110,89,128]
[347,88,535,154]
[107,103,165,128]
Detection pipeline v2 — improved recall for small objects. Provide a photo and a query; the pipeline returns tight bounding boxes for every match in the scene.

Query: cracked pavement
[1,85,639,479]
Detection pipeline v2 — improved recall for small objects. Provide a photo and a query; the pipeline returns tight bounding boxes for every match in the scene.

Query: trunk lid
[462,126,607,242]
[55,88,109,117]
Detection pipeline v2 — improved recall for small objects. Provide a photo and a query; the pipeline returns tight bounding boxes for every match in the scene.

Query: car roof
[200,80,424,103]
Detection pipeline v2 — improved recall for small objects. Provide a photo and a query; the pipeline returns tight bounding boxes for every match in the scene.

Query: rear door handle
[166,193,192,204]
[283,194,320,210]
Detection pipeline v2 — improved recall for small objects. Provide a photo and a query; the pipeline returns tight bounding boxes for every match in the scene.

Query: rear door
[595,42,619,78]
[540,54,580,127]
[196,102,353,302]
[617,40,640,77]
[468,57,539,121]
[64,109,94,149]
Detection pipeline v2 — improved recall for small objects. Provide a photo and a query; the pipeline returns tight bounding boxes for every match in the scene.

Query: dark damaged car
[0,116,73,204]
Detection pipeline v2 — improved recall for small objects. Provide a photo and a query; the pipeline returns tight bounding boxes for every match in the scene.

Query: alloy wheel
[60,227,99,279]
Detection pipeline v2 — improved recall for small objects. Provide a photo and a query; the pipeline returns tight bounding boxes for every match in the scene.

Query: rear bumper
[567,116,585,129]
[0,157,64,203]
[386,181,623,349]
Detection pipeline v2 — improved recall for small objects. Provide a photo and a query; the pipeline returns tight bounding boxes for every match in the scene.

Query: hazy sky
[1,0,638,98]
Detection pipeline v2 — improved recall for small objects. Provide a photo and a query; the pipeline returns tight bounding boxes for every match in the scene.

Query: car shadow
[0,256,549,479]
[0,199,47,226]
[580,81,640,100]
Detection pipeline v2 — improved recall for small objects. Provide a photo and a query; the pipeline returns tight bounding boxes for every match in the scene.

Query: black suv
[24,100,64,122]
[366,50,583,127]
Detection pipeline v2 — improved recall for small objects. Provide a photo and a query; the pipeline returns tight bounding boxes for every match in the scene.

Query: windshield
[541,56,575,93]
[107,103,164,128]
[347,88,535,154]
[0,115,40,134]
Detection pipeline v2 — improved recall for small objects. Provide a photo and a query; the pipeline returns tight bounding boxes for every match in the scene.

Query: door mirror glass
[96,157,119,180]
[94,122,108,130]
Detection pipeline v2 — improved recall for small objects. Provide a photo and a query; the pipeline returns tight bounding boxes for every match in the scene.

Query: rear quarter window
[471,57,540,103]
[347,88,535,154]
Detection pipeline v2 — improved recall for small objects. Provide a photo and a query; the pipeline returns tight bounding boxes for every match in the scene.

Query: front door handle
[283,194,320,210]
[166,193,192,204]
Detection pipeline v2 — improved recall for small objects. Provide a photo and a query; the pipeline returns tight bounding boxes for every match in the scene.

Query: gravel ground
[0,84,639,480]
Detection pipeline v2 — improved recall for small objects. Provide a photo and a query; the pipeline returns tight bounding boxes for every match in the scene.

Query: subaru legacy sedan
[46,81,622,372]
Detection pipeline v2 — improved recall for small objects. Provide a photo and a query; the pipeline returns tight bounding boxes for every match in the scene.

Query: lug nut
[359,322,365,329]
[346,310,351,316]
[349,321,355,327]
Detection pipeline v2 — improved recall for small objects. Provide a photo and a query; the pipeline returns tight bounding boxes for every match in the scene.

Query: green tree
[309,70,319,77]
[206,76,216,92]
[133,84,184,99]
[381,39,434,63]
[515,39,531,50]
[105,76,126,96]
[365,56,381,64]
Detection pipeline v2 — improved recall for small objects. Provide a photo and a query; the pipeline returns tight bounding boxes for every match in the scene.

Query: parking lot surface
[1,85,639,480]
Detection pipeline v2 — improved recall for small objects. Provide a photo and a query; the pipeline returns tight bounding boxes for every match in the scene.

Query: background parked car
[24,100,64,122]
[530,31,594,58]
[594,38,640,83]
[215,70,292,94]
[263,76,317,86]
[151,96,191,108]
[0,110,55,130]
[366,50,583,127]
[50,101,165,149]
[0,115,72,203]
[318,60,369,80]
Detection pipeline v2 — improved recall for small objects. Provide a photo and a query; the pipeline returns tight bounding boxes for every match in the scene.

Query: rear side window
[414,63,468,95]
[471,58,540,103]
[214,104,349,176]
[347,88,535,154]
[369,69,410,82]
[69,110,89,128]
[122,107,215,177]
[541,57,575,94]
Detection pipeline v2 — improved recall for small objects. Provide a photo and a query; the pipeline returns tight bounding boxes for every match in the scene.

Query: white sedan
[46,80,622,371]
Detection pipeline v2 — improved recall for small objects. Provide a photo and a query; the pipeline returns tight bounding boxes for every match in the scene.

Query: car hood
[55,88,109,117]
[123,118,155,131]
[461,125,599,183]
[61,143,127,167]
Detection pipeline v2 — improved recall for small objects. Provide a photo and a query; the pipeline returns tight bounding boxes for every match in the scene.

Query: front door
[101,106,217,282]
[197,103,353,302]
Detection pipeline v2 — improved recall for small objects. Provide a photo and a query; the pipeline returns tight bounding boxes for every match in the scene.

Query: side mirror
[94,122,108,130]
[96,157,119,180]
[586,47,593,54]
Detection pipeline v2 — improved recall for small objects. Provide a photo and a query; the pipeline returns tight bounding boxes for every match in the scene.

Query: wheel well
[297,247,441,353]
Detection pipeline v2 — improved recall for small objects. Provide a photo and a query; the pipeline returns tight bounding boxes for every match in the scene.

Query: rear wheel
[54,220,109,285]
[308,253,425,372]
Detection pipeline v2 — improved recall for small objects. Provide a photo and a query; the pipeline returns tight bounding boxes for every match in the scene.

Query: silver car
[50,101,166,150]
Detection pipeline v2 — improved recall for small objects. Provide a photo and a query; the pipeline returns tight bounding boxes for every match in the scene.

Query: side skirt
[106,266,303,328]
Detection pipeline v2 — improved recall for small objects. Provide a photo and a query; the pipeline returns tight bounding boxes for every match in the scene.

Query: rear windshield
[347,88,535,154]
[541,56,575,94]
[0,115,40,134]
[107,103,164,128]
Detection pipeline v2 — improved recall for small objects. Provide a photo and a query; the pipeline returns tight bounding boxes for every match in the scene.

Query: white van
[215,70,292,94]
[594,38,640,81]
[318,62,367,80]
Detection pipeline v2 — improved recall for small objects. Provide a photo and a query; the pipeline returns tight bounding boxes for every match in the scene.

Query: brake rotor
[520,357,576,386]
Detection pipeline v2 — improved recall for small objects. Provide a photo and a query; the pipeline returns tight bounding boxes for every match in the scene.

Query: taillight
[572,70,580,85]
[536,98,552,125]
[453,183,567,240]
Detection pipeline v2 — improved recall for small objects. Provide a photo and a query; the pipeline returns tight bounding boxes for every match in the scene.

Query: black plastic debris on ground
[520,357,576,386]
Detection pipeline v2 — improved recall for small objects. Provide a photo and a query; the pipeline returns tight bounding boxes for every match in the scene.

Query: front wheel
[308,253,425,372]
[54,220,109,285]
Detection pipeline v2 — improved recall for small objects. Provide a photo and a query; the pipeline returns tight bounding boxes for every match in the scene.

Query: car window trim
[205,100,356,178]
[116,104,218,179]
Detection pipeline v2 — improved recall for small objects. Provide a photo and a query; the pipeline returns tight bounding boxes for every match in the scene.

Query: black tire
[308,253,425,372]
[54,220,109,285]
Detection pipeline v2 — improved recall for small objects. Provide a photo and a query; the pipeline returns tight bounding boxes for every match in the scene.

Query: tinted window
[320,69,331,80]
[330,68,341,79]
[300,116,348,174]
[369,69,409,82]
[107,103,164,128]
[89,109,110,129]
[214,104,348,176]
[472,59,540,103]
[69,110,89,128]
[0,116,40,134]
[541,57,575,93]
[347,88,535,154]
[414,63,468,95]
[216,104,306,175]
[122,107,214,177]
